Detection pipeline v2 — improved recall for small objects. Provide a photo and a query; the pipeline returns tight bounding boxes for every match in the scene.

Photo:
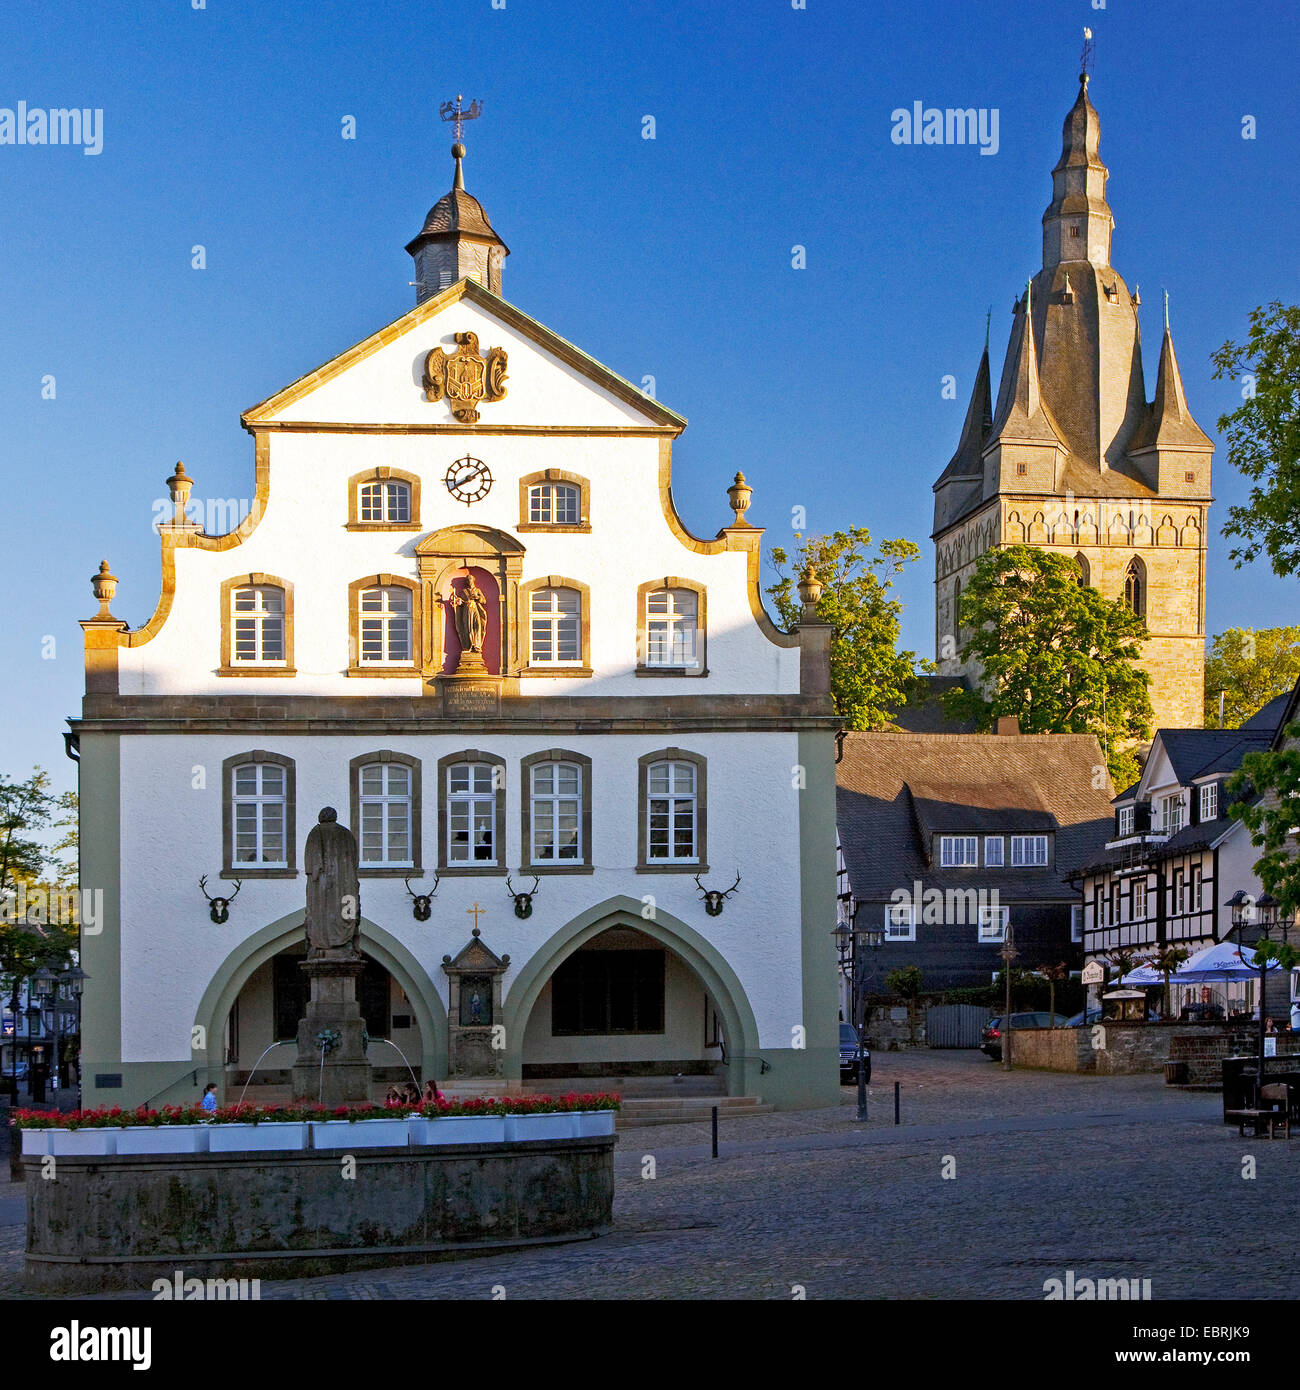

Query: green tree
[885,964,925,1044]
[768,527,925,729]
[1229,721,1300,921]
[1141,945,1191,1020]
[942,546,1153,787]
[1041,961,1070,1025]
[1212,301,1300,578]
[1203,626,1300,728]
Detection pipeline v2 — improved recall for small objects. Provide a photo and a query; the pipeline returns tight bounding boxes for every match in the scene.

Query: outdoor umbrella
[1172,940,1282,983]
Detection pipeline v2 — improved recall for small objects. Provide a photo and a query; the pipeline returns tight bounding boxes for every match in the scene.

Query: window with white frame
[884,902,916,941]
[1132,878,1147,921]
[940,835,978,867]
[1199,783,1218,822]
[359,586,413,664]
[231,585,285,664]
[1161,792,1184,835]
[528,482,581,526]
[985,836,1004,867]
[1070,904,1083,942]
[232,762,287,866]
[529,587,582,665]
[447,763,498,865]
[978,905,1009,942]
[358,479,410,524]
[646,760,697,863]
[645,589,699,669]
[358,762,412,867]
[1010,835,1048,867]
[1117,805,1135,837]
[530,761,582,863]
[1190,864,1203,913]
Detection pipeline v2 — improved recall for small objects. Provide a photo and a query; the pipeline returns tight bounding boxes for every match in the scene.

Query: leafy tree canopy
[1204,625,1300,728]
[1229,722,1300,920]
[768,527,926,730]
[941,546,1152,787]
[1212,301,1300,578]
[0,768,78,991]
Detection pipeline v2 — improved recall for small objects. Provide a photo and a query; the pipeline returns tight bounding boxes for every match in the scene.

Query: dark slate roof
[887,676,978,735]
[1241,691,1292,731]
[837,732,1114,904]
[1157,729,1272,785]
[1072,814,1244,880]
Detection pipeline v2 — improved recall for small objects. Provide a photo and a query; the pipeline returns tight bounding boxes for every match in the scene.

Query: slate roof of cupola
[406,186,504,249]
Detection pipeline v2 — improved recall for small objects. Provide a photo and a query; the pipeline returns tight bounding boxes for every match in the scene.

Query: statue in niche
[450,574,488,656]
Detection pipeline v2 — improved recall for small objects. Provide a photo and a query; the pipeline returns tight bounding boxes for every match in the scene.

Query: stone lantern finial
[727,471,753,527]
[90,560,119,620]
[165,461,197,529]
[797,562,823,613]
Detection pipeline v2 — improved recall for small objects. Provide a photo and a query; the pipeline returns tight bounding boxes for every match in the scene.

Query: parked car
[980,1011,1071,1060]
[1064,1006,1103,1028]
[839,1022,872,1084]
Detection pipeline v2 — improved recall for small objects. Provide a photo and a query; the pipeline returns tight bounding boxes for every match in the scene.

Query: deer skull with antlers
[506,875,540,919]
[694,871,742,917]
[199,875,241,925]
[404,873,440,922]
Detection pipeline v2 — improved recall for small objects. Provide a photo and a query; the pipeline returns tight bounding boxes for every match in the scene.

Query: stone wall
[26,1135,615,1294]
[1009,1022,1300,1077]
[865,1004,926,1051]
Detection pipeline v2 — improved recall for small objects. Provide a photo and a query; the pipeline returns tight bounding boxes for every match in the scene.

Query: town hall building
[71,132,841,1112]
[933,72,1214,731]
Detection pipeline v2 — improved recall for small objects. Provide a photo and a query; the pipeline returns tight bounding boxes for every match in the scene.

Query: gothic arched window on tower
[1123,558,1146,618]
[1074,553,1090,586]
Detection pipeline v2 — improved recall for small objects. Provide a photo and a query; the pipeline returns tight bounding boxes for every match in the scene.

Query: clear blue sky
[3,0,1297,798]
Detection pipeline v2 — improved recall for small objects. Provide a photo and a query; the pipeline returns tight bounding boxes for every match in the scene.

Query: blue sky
[3,0,1297,798]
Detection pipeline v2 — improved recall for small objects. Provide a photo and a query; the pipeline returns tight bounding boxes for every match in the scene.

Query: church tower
[932,71,1213,733]
[406,136,509,302]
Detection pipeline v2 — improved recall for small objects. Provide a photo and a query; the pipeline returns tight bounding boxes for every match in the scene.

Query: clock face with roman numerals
[445,456,493,505]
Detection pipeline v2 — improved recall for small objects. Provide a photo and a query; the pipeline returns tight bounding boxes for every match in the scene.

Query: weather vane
[440,94,482,144]
[1081,26,1095,79]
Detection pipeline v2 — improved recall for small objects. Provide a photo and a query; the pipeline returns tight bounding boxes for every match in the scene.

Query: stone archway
[193,911,447,1091]
[502,895,761,1098]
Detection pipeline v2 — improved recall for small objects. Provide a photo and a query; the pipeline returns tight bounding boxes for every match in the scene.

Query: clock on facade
[444,456,493,505]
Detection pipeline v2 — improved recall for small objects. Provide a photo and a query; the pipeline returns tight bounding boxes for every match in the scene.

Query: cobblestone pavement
[4,1052,1297,1300]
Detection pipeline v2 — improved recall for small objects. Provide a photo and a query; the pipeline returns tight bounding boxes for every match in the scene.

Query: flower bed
[13,1093,621,1153]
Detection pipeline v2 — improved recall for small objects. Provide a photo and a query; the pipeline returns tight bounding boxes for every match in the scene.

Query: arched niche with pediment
[415,525,526,682]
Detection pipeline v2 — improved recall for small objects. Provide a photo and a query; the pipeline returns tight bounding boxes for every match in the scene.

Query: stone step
[616,1097,773,1127]
[525,1076,726,1099]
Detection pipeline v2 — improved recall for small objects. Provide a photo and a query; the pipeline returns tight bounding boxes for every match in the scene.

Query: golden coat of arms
[423,331,508,424]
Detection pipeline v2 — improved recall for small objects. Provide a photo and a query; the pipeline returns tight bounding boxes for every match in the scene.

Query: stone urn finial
[90,560,119,620]
[797,562,823,612]
[727,471,753,526]
[165,461,195,526]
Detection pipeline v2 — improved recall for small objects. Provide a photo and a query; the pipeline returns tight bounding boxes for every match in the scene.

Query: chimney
[996,716,1021,736]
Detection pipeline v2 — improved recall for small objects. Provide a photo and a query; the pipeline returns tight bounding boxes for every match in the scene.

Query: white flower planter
[575,1110,616,1137]
[310,1118,411,1150]
[21,1129,50,1156]
[46,1129,118,1157]
[504,1113,578,1142]
[409,1115,506,1146]
[116,1126,207,1156]
[208,1122,306,1153]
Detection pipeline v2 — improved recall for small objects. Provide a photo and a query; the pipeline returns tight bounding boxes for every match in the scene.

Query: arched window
[518,470,591,531]
[350,753,421,873]
[523,753,591,869]
[221,575,293,673]
[1074,552,1090,586]
[1123,558,1145,617]
[360,479,410,524]
[222,751,296,876]
[529,587,582,665]
[437,751,506,874]
[348,576,420,675]
[637,749,707,870]
[637,579,706,674]
[348,468,420,529]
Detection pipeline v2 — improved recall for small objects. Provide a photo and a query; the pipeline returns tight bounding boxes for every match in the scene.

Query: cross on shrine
[466,901,486,930]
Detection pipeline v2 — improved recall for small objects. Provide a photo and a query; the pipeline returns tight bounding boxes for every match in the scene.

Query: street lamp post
[834,913,884,1122]
[29,967,59,1104]
[1226,890,1288,1095]
[1000,924,1018,1072]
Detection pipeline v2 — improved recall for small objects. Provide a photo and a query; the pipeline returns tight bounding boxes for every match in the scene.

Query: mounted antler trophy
[694,871,742,917]
[198,875,241,925]
[506,874,540,919]
[404,872,440,922]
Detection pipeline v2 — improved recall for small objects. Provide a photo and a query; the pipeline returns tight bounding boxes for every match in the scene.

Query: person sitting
[421,1079,443,1105]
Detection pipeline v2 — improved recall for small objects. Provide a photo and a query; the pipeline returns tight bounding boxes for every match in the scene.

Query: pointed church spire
[936,341,993,485]
[405,100,509,303]
[1041,70,1114,269]
[1130,320,1213,451]
[988,283,1065,446]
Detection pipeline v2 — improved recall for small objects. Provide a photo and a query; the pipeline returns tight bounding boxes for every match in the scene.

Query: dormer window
[939,835,978,867]
[984,836,1004,867]
[1117,805,1135,837]
[1199,783,1218,822]
[1010,835,1048,867]
[1160,792,1184,835]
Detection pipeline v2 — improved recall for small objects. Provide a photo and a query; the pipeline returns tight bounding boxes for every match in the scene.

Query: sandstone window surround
[348,575,422,677]
[636,578,707,677]
[219,575,295,676]
[349,751,422,877]
[516,577,592,678]
[437,750,508,876]
[637,748,707,873]
[520,749,593,875]
[346,467,421,531]
[222,750,296,879]
[516,469,591,533]
[1123,556,1146,618]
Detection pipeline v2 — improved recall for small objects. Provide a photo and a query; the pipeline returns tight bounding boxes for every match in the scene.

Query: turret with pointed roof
[931,70,1213,732]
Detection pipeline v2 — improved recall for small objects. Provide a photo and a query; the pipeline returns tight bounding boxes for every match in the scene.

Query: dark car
[839,1022,872,1084]
[980,1011,1071,1060]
